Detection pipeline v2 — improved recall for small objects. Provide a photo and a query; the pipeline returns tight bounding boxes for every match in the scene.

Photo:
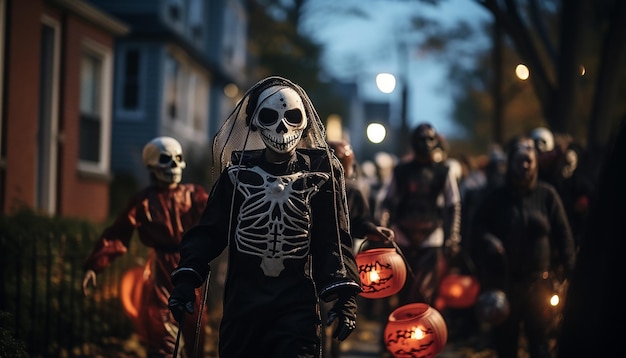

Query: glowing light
[411,326,426,340]
[368,269,380,283]
[449,284,463,298]
[120,267,145,320]
[367,123,386,144]
[224,83,239,98]
[580,65,586,76]
[326,114,342,141]
[376,73,397,94]
[515,64,530,80]
[550,294,560,306]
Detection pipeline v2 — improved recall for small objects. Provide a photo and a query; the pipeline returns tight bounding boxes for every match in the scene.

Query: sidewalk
[333,317,498,358]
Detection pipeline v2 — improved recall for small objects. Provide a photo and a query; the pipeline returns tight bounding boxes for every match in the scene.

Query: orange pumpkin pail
[355,230,409,299]
[384,302,448,357]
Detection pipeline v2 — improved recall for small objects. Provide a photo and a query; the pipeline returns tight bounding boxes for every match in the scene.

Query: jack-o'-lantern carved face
[356,248,406,299]
[384,303,448,357]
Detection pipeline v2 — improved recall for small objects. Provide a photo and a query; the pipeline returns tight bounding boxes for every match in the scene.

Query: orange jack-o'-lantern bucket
[437,273,481,309]
[355,229,408,299]
[120,266,146,320]
[384,302,448,357]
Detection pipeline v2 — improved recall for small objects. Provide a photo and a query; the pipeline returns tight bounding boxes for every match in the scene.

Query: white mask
[142,136,186,184]
[252,86,307,155]
[531,127,554,153]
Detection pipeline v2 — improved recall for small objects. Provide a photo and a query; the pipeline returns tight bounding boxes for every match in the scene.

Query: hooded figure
[168,76,361,358]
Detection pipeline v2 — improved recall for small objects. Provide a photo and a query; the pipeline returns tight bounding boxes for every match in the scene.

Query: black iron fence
[0,209,145,357]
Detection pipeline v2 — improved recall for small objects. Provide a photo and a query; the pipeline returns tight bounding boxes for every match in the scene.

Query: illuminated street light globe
[376,73,397,94]
[515,64,530,80]
[367,123,386,144]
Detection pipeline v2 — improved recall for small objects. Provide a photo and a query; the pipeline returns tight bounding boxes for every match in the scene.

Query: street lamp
[376,73,397,94]
[515,64,529,80]
[367,123,386,144]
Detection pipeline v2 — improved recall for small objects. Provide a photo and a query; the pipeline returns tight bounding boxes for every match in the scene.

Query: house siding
[1,0,128,223]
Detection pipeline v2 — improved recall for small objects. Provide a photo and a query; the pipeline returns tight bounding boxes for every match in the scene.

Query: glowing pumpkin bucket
[384,303,448,357]
[355,234,408,299]
[120,266,145,320]
[437,273,480,309]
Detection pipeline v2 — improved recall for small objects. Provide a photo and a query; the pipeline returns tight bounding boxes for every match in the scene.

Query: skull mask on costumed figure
[142,136,186,185]
[250,86,308,155]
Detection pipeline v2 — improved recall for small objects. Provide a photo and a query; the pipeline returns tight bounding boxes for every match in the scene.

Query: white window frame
[77,38,112,176]
[38,14,61,214]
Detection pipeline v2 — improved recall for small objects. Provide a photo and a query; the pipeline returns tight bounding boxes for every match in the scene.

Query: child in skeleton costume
[82,136,209,358]
[168,76,361,358]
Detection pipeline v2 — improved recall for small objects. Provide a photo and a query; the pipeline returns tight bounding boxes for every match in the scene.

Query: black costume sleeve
[311,154,361,301]
[345,181,379,239]
[545,184,576,275]
[171,171,231,287]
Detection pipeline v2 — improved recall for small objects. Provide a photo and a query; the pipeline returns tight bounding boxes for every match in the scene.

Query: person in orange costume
[82,136,209,358]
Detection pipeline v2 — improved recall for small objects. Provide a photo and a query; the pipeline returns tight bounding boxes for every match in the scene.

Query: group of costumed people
[82,75,589,358]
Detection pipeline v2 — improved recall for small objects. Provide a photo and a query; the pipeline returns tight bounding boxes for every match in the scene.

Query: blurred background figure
[470,135,576,358]
[82,136,209,358]
[328,139,391,252]
[372,151,398,224]
[379,122,462,307]
[359,159,380,218]
[457,153,487,200]
[532,127,594,251]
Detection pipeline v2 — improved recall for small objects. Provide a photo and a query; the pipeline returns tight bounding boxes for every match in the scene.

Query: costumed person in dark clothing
[379,122,462,307]
[167,76,361,358]
[554,141,594,251]
[531,127,594,252]
[471,136,576,358]
[327,139,392,248]
[82,136,209,358]
[327,139,393,357]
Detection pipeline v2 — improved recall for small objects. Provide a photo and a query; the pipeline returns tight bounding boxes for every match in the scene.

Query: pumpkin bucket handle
[357,227,415,279]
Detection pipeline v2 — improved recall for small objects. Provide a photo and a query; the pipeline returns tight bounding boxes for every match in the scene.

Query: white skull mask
[531,127,554,153]
[142,136,186,184]
[252,86,307,155]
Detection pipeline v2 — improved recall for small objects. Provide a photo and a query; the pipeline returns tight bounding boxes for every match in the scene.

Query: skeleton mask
[142,136,186,184]
[531,127,554,153]
[252,86,307,155]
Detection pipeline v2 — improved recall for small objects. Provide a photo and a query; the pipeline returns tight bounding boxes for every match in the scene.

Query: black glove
[168,278,196,323]
[326,293,357,341]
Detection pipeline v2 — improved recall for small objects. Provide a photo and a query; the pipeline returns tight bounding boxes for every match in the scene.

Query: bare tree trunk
[587,0,626,182]
[556,0,584,134]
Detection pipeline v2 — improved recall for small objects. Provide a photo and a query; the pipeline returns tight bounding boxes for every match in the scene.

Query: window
[164,54,181,122]
[222,2,247,74]
[187,0,203,42]
[37,16,60,214]
[78,40,112,175]
[122,49,140,110]
[164,0,184,33]
[189,73,208,134]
